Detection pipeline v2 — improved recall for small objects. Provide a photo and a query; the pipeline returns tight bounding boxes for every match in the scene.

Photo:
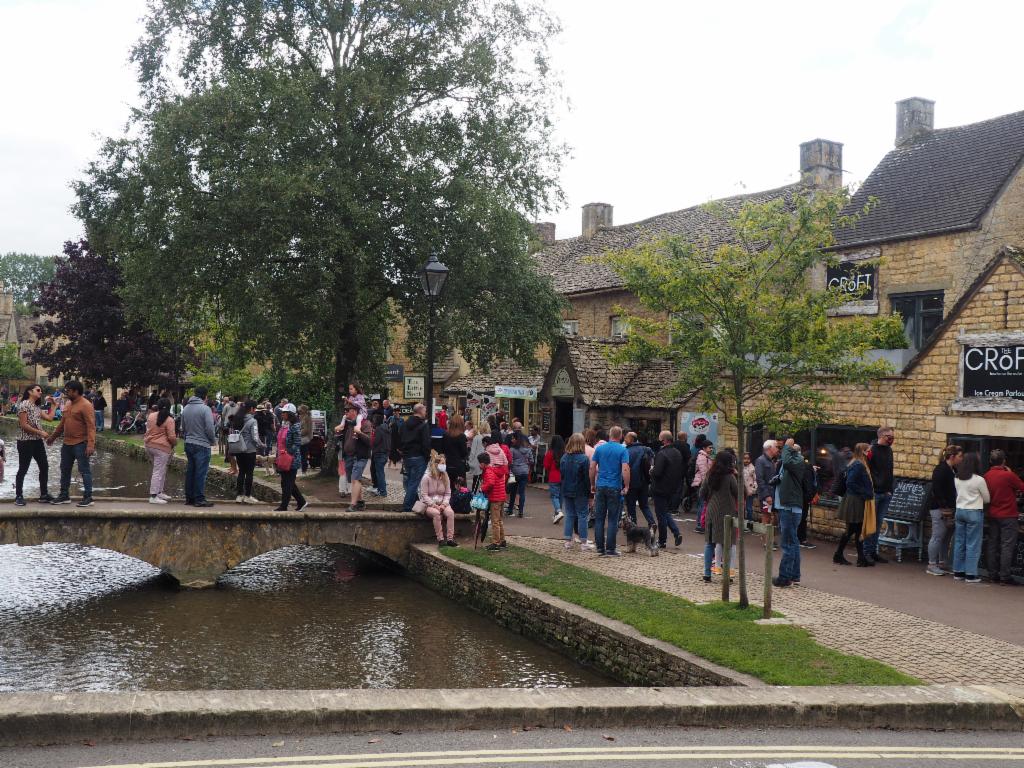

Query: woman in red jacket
[480,439,509,551]
[543,434,564,526]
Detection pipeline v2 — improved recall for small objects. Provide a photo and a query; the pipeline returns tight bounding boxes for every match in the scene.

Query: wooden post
[721,515,732,603]
[763,525,774,619]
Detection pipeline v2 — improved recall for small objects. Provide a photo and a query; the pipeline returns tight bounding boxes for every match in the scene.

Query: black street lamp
[421,254,449,425]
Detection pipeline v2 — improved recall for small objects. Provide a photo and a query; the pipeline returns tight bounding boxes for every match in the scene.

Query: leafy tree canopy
[0,343,26,381]
[29,240,191,390]
[74,0,567,413]
[0,252,57,313]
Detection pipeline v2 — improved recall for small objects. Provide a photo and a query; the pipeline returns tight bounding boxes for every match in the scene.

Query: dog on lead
[621,516,659,556]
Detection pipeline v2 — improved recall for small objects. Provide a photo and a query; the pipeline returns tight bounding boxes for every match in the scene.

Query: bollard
[763,524,774,619]
[721,515,732,603]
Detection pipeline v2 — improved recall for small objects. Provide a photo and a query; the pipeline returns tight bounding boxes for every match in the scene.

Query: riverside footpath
[500,492,1024,687]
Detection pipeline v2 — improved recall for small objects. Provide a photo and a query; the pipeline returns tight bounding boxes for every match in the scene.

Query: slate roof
[444,358,546,395]
[433,352,460,384]
[835,110,1024,249]
[535,184,803,295]
[565,336,691,409]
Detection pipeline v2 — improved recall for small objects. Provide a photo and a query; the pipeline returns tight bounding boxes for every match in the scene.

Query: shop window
[813,425,879,505]
[890,291,944,351]
[610,315,630,338]
[561,319,579,335]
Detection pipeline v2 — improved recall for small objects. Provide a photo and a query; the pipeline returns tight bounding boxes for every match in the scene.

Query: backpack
[685,453,698,486]
[831,465,848,497]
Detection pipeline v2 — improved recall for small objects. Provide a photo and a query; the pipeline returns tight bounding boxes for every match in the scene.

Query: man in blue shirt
[590,425,631,556]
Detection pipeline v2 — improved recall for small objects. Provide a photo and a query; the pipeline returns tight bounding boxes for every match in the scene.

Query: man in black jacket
[865,425,896,563]
[399,403,432,512]
[651,430,684,548]
[671,432,691,514]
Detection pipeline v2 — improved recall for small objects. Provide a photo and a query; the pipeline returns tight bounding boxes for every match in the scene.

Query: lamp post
[421,254,449,425]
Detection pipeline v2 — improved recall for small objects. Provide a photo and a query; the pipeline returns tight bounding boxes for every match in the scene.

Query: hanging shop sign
[679,411,719,446]
[480,394,499,417]
[962,344,1024,400]
[551,367,574,398]
[494,385,538,401]
[404,375,425,400]
[385,364,405,381]
[465,390,483,410]
[826,261,876,300]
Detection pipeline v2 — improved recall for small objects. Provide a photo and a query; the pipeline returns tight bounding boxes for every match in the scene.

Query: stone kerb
[407,545,760,688]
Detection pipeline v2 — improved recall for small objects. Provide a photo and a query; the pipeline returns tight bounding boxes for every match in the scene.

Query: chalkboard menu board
[885,478,931,521]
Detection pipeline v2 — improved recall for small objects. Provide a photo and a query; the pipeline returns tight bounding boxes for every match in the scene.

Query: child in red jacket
[479,443,508,551]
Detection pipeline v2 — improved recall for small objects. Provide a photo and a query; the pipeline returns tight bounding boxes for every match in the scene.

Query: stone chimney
[532,221,556,245]
[581,203,613,239]
[896,97,935,147]
[799,139,844,190]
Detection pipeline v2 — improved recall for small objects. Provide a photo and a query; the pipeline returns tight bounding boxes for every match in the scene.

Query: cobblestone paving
[511,535,1024,686]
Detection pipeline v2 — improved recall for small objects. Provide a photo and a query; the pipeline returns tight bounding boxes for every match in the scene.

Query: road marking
[78,745,1024,768]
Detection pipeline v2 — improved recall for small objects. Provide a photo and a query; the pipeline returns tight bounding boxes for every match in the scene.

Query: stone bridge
[0,501,472,588]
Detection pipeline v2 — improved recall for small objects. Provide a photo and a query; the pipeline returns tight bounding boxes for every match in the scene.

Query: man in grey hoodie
[182,386,217,507]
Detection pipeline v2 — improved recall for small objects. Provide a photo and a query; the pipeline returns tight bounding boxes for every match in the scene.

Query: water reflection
[0,544,612,690]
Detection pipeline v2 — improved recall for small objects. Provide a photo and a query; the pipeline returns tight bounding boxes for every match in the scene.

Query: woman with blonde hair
[833,443,875,567]
[416,450,458,547]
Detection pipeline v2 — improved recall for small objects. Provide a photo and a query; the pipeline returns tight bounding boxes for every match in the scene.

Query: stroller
[117,410,147,434]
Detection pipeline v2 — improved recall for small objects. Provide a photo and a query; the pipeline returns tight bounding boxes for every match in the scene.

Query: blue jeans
[864,492,890,555]
[653,494,680,545]
[506,474,528,515]
[549,482,562,514]
[94,411,104,431]
[184,443,212,503]
[744,494,754,520]
[704,542,715,577]
[372,453,388,495]
[402,455,427,511]
[594,487,623,553]
[59,443,92,498]
[953,507,984,576]
[777,506,802,582]
[625,488,655,526]
[562,494,588,540]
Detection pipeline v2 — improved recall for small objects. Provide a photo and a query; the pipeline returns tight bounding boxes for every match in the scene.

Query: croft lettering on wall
[962,345,1024,400]
[826,261,876,300]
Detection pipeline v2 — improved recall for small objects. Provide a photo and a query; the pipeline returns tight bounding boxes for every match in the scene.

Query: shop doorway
[555,399,574,439]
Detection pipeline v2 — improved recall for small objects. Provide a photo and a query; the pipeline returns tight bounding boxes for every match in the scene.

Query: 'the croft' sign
[962,344,1024,400]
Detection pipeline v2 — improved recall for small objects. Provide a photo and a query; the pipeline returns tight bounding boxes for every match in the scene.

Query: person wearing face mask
[415,450,457,547]
[865,426,896,564]
[334,403,371,511]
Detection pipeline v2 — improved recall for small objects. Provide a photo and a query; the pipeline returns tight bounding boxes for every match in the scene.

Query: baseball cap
[281,403,297,414]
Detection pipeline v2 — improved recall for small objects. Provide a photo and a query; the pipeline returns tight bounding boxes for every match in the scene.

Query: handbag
[470,491,490,511]
[274,427,294,472]
[226,429,245,455]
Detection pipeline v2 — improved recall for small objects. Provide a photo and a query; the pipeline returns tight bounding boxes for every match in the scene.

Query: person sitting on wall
[416,450,457,547]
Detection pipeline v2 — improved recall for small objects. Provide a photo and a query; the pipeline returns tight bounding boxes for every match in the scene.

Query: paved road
[7,727,1024,768]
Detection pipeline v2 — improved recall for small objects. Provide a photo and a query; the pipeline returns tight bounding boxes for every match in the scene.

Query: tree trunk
[734,396,749,609]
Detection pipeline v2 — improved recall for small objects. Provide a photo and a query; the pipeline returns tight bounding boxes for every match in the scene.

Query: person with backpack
[228,400,263,504]
[624,431,655,528]
[798,450,818,549]
[273,405,307,511]
[651,430,684,548]
[558,433,592,550]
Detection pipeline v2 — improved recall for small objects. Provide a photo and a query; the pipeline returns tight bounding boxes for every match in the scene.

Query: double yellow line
[80,745,1024,768]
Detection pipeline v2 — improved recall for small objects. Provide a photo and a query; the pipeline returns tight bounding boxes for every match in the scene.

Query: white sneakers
[244,496,260,504]
[552,511,564,524]
[149,496,167,504]
[235,495,245,503]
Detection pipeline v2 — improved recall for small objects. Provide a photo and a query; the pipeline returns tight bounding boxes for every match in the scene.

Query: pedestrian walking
[952,451,989,583]
[93,390,107,432]
[45,380,96,507]
[559,433,592,550]
[544,433,565,525]
[506,432,532,518]
[983,449,1023,585]
[833,443,875,566]
[229,400,262,503]
[370,411,391,497]
[691,440,713,532]
[442,413,469,488]
[415,450,458,547]
[864,426,896,563]
[144,397,177,504]
[298,404,313,473]
[480,441,508,551]
[624,431,655,527]
[772,438,806,588]
[589,425,630,556]
[181,386,217,507]
[399,403,431,512]
[14,384,56,505]
[699,449,738,581]
[926,445,962,576]
[672,431,691,514]
[273,404,307,511]
[651,430,684,548]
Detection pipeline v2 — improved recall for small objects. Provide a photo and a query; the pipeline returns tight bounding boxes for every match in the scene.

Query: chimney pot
[896,97,935,147]
[532,221,556,245]
[581,203,613,239]
[799,139,844,190]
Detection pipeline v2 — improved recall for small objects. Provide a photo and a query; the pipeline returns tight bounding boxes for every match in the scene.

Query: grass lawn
[444,546,919,687]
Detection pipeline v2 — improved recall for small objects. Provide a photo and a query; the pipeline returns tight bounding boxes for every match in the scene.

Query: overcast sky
[2,0,1024,254]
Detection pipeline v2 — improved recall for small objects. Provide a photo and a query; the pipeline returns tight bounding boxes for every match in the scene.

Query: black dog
[621,516,659,556]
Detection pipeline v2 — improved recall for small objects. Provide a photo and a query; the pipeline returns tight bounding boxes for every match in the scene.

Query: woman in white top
[952,452,990,583]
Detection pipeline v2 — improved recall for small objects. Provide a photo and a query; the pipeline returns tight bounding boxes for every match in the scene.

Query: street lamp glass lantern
[420,254,449,297]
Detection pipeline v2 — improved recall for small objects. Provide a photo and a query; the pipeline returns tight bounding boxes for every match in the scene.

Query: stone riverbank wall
[407,545,760,688]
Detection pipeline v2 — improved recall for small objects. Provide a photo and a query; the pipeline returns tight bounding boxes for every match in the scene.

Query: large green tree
[607,189,906,607]
[0,253,57,313]
[74,0,566,418]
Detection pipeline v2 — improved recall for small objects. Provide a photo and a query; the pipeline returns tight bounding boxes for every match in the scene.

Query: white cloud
[2,0,1023,252]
